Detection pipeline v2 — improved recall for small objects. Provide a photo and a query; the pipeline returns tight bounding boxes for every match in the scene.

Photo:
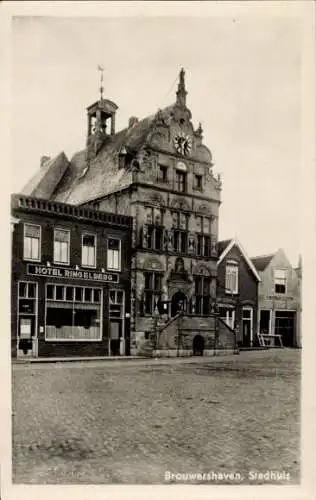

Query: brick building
[251,249,301,347]
[20,69,235,355]
[11,194,133,358]
[217,238,261,347]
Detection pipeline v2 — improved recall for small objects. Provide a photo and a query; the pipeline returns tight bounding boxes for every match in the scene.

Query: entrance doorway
[171,291,187,317]
[192,335,204,356]
[241,307,253,347]
[259,309,271,335]
[275,311,296,347]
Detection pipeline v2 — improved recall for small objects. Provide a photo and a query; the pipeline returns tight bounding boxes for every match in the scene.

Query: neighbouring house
[11,193,133,359]
[19,68,236,356]
[251,249,302,347]
[217,238,261,347]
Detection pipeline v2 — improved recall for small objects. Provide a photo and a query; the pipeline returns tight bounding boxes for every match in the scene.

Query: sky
[11,12,303,266]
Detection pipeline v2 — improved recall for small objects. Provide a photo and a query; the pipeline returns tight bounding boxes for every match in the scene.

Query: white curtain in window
[225,264,238,293]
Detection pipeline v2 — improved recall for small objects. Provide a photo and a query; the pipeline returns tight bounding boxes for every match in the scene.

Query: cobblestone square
[12,349,300,484]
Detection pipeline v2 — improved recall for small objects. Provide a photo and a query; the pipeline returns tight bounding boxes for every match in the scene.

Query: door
[242,308,253,347]
[193,335,204,356]
[18,316,35,355]
[171,291,187,317]
[109,320,122,356]
[275,311,296,347]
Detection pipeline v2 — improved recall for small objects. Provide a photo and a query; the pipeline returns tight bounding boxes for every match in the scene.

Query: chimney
[128,116,138,128]
[40,155,51,168]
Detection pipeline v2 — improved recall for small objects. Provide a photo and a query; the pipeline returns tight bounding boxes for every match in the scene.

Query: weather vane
[97,64,104,100]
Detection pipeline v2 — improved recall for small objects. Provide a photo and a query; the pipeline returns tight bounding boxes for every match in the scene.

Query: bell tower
[86,66,118,160]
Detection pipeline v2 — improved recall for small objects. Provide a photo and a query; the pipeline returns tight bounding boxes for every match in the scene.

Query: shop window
[53,228,70,264]
[84,288,92,302]
[225,261,239,294]
[107,238,121,271]
[75,287,83,302]
[23,224,41,261]
[56,285,65,301]
[82,234,96,267]
[66,286,73,301]
[45,285,102,341]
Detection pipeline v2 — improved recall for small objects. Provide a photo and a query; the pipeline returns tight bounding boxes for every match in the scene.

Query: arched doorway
[171,291,187,317]
[193,335,204,356]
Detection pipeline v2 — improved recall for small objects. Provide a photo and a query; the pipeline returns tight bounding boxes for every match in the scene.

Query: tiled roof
[25,106,170,206]
[21,152,69,199]
[217,239,232,255]
[251,254,275,272]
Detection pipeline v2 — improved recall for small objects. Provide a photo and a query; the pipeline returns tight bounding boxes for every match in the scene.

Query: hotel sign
[27,264,119,283]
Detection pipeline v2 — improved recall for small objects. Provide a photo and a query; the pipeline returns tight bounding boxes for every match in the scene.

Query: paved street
[12,349,300,484]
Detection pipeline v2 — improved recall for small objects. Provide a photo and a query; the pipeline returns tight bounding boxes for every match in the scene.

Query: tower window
[175,170,187,192]
[194,174,203,191]
[158,165,168,182]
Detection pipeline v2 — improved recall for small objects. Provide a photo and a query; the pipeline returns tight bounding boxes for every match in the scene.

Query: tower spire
[176,67,187,107]
[98,64,104,101]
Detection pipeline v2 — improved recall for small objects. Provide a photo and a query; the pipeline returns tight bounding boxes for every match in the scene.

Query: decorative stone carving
[188,232,197,254]
[142,225,148,249]
[166,229,174,251]
[170,197,190,211]
[147,192,164,207]
[193,263,211,276]
[210,235,217,256]
[196,204,210,215]
[143,256,164,271]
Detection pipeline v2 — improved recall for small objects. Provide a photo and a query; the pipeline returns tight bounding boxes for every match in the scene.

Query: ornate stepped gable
[21,69,221,206]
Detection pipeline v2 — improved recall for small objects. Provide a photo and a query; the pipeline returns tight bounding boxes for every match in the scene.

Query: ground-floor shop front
[259,308,297,347]
[12,271,131,358]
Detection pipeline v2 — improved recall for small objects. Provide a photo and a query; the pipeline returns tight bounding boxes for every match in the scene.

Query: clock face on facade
[173,132,192,156]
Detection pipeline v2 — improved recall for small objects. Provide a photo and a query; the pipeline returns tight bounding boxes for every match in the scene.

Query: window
[197,235,211,257]
[171,211,189,254]
[109,290,125,319]
[194,174,203,191]
[195,216,211,257]
[45,285,102,341]
[23,224,41,261]
[142,207,164,251]
[82,234,96,267]
[143,272,162,315]
[225,261,239,294]
[54,228,70,264]
[274,269,287,294]
[219,307,235,329]
[107,238,121,271]
[158,165,168,182]
[145,226,164,251]
[194,276,211,315]
[175,170,187,192]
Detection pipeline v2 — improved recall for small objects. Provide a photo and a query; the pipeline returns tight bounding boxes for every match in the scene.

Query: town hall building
[20,69,234,355]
